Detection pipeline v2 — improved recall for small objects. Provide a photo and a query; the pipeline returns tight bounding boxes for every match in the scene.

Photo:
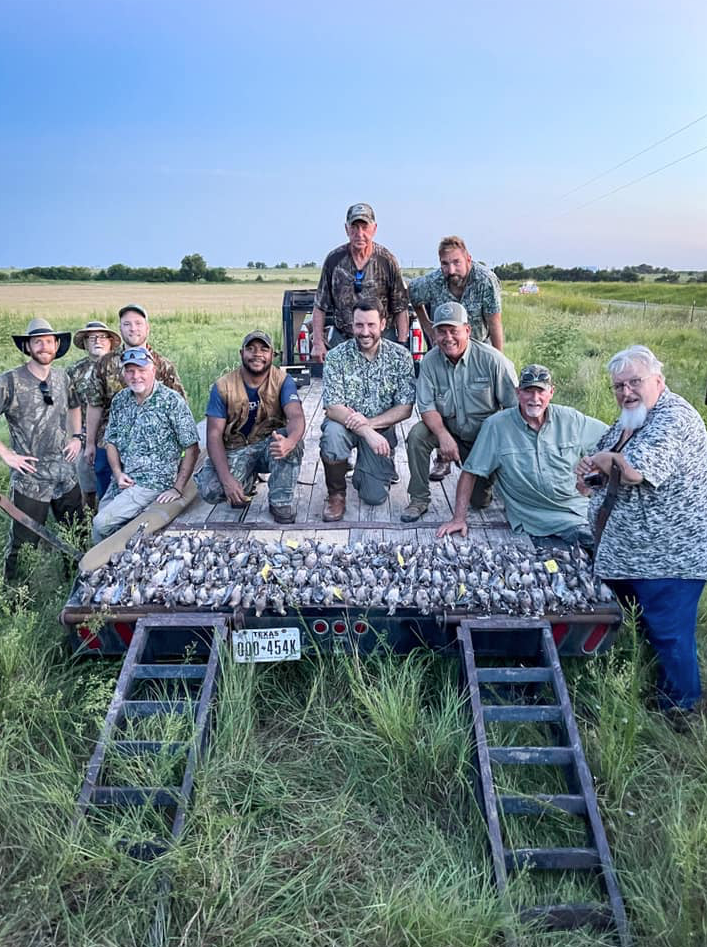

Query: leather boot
[322,460,348,521]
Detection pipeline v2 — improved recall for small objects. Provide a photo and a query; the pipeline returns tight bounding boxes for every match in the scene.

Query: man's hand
[437,430,462,465]
[84,441,96,466]
[117,472,135,490]
[63,438,82,463]
[155,487,182,504]
[344,410,369,433]
[436,518,468,538]
[269,431,295,460]
[310,338,327,363]
[362,429,390,457]
[223,475,252,507]
[3,451,38,475]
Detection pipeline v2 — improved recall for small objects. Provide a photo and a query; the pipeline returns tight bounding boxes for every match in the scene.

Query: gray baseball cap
[433,302,469,328]
[519,364,553,390]
[242,331,273,349]
[346,202,375,225]
[118,303,149,321]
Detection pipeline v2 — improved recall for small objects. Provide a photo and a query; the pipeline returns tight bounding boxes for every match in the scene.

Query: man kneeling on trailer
[437,364,607,549]
[92,347,199,543]
[196,331,305,524]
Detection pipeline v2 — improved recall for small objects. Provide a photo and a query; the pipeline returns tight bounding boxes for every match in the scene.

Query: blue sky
[2,0,705,269]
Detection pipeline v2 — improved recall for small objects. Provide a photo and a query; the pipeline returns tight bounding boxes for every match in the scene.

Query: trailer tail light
[77,625,101,649]
[297,325,310,362]
[582,623,609,654]
[353,620,368,635]
[114,622,134,646]
[552,623,570,647]
[312,620,328,635]
[332,620,347,635]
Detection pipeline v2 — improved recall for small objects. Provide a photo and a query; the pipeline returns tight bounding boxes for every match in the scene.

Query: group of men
[1,200,706,721]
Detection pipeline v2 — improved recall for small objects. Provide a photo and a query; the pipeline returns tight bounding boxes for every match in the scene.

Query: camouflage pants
[196,432,303,507]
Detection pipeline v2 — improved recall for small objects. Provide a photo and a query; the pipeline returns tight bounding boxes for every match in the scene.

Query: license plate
[232,627,301,663]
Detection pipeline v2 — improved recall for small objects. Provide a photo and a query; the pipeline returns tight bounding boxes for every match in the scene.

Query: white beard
[619,403,648,431]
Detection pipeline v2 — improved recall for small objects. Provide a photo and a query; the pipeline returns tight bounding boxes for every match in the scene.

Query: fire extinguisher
[297,324,310,362]
[410,318,424,361]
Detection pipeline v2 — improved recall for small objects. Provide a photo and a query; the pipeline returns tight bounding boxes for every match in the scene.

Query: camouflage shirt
[85,343,186,445]
[104,381,199,495]
[408,262,502,343]
[314,242,409,337]
[66,355,98,431]
[0,363,79,501]
[322,339,416,418]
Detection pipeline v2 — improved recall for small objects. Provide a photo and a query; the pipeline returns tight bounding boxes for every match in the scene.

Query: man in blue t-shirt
[195,331,305,523]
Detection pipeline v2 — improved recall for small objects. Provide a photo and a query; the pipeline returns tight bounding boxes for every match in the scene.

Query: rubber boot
[322,460,348,522]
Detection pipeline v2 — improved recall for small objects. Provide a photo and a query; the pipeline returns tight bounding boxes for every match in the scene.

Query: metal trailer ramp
[457,618,631,945]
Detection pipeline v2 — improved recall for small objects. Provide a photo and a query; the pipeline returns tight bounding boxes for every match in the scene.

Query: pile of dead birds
[76,526,614,618]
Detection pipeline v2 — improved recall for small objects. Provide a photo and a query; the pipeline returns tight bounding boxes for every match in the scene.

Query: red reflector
[332,620,347,635]
[312,620,328,634]
[353,621,368,635]
[114,622,134,646]
[582,623,609,654]
[552,622,570,646]
[78,625,100,649]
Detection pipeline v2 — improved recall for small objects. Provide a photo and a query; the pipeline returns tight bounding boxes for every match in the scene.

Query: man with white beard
[577,345,707,722]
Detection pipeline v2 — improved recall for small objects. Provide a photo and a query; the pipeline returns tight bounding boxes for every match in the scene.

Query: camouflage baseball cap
[118,303,149,321]
[433,302,469,327]
[121,346,155,367]
[346,202,375,224]
[519,364,553,390]
[242,331,273,349]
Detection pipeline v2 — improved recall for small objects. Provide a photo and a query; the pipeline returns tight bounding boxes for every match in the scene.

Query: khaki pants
[92,484,162,544]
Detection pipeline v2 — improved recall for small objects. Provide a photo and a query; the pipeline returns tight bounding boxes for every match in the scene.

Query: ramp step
[121,700,194,717]
[483,704,562,723]
[488,746,573,765]
[90,786,182,807]
[132,664,207,680]
[112,740,187,756]
[505,846,600,872]
[499,793,587,816]
[477,668,552,683]
[519,902,614,931]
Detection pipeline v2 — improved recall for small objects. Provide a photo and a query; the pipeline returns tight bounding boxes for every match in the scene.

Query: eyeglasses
[353,270,365,294]
[89,333,111,341]
[611,376,649,393]
[38,381,53,405]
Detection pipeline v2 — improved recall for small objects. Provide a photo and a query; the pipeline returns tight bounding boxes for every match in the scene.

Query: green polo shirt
[464,403,608,536]
[416,340,518,442]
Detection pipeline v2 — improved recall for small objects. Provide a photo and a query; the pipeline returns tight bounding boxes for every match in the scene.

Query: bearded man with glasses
[0,318,83,580]
[576,344,707,724]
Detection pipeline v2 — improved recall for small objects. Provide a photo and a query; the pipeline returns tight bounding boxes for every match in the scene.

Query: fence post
[690,300,695,323]
[643,299,647,316]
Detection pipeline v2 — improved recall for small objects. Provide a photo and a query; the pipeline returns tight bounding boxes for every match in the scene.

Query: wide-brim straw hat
[73,320,122,352]
[12,317,72,359]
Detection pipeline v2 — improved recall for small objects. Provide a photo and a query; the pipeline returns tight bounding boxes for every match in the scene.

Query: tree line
[0,254,228,283]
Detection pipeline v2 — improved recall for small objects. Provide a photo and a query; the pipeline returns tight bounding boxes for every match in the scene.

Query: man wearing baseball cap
[310,202,409,361]
[84,303,186,499]
[0,318,84,579]
[437,363,607,546]
[401,302,518,522]
[92,346,199,543]
[195,331,305,523]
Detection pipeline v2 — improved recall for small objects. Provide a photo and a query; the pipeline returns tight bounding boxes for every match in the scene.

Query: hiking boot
[401,499,428,522]
[269,504,295,524]
[322,459,348,521]
[429,456,451,481]
[323,493,346,521]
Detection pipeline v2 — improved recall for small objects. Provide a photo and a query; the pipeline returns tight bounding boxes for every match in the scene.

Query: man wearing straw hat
[67,320,121,510]
[0,318,84,580]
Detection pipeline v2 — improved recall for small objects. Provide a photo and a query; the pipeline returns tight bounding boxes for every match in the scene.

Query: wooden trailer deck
[172,376,520,547]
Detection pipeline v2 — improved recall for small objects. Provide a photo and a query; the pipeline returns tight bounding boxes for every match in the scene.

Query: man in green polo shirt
[437,364,608,546]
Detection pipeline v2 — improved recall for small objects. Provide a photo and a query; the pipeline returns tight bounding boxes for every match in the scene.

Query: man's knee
[320,420,351,462]
[406,420,437,454]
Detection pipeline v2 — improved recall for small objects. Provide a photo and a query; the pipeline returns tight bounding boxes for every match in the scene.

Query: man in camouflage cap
[310,202,409,361]
[0,318,84,579]
[437,364,607,546]
[402,302,518,522]
[84,303,186,499]
[67,320,121,510]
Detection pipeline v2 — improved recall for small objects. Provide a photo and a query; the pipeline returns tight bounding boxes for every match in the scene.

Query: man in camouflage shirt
[320,299,415,520]
[577,345,707,718]
[84,303,186,498]
[92,347,199,543]
[66,320,121,509]
[1,318,83,580]
[310,202,409,359]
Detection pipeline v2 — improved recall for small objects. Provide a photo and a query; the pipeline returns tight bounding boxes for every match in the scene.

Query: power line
[559,142,707,217]
[559,111,707,199]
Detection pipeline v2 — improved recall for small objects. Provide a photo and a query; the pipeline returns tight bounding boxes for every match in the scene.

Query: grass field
[0,282,706,946]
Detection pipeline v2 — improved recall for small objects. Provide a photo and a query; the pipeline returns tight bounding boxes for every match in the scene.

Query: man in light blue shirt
[437,364,608,547]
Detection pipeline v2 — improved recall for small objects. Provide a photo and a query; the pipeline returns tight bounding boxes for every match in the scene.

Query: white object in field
[519,280,539,295]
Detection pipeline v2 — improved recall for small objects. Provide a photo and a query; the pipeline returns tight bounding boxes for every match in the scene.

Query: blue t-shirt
[206,374,300,438]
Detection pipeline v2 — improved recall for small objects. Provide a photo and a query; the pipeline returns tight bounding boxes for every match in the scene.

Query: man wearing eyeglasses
[576,345,707,723]
[310,203,409,362]
[92,347,199,543]
[437,364,607,546]
[84,304,186,500]
[0,318,83,580]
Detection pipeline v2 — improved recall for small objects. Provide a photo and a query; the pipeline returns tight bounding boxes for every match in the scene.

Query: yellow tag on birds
[458,583,466,596]
[261,562,271,579]
[544,559,559,574]
[334,587,343,600]
[397,551,405,566]
[286,539,299,549]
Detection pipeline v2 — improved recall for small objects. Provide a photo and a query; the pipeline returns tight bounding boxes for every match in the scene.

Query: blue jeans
[610,578,705,710]
[93,447,111,499]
